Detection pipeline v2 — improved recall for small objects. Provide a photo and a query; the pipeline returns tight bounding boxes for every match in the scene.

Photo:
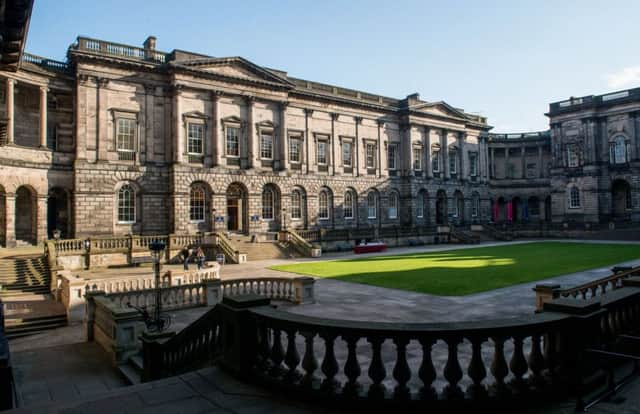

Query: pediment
[174,57,293,87]
[412,101,467,120]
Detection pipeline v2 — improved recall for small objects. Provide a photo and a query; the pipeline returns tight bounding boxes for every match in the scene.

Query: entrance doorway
[15,186,36,244]
[226,183,247,233]
[611,179,631,220]
[436,190,447,224]
[47,187,70,238]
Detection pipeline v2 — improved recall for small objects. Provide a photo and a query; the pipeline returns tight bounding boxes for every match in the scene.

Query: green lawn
[270,242,640,296]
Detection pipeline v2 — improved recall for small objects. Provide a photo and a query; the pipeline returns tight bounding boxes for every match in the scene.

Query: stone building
[0,30,638,246]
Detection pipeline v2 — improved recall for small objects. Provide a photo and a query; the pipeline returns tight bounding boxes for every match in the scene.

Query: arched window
[318,191,330,220]
[367,192,377,219]
[262,188,275,220]
[472,193,480,217]
[344,191,355,219]
[416,191,425,218]
[610,135,629,164]
[569,187,581,209]
[388,192,398,219]
[190,186,206,222]
[291,190,302,220]
[117,184,135,223]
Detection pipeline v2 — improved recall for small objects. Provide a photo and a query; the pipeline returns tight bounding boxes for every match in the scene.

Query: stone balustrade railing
[219,276,315,304]
[534,266,640,311]
[285,230,321,258]
[142,281,640,410]
[74,36,167,63]
[108,283,207,310]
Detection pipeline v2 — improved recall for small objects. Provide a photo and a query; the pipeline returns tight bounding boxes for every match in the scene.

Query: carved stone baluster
[543,332,557,383]
[284,329,301,382]
[418,338,437,400]
[443,337,464,400]
[527,334,545,388]
[509,335,528,392]
[320,332,340,392]
[342,334,361,396]
[392,337,411,399]
[490,336,509,397]
[269,328,285,376]
[301,330,318,388]
[367,336,387,399]
[467,336,487,400]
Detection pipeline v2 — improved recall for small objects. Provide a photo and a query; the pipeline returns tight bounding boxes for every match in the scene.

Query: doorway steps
[226,234,298,261]
[0,252,51,297]
[2,294,67,339]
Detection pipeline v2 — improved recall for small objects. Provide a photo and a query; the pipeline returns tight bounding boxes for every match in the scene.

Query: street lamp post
[52,229,61,268]
[83,239,90,270]
[282,207,287,230]
[149,240,166,331]
[212,208,217,233]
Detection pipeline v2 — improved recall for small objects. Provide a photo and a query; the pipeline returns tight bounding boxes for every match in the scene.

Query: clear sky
[25,0,640,132]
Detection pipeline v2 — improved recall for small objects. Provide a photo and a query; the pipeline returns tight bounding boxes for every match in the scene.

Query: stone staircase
[0,253,51,297]
[226,234,298,261]
[2,294,67,339]
[118,353,143,385]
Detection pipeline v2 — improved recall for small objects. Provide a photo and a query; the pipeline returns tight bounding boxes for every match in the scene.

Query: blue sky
[26,0,640,132]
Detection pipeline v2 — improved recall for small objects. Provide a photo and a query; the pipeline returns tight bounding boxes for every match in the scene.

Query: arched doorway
[436,190,447,224]
[226,183,248,233]
[47,187,70,239]
[497,197,506,222]
[544,196,552,222]
[15,186,36,244]
[528,196,540,220]
[512,197,521,222]
[611,179,632,220]
[453,190,464,224]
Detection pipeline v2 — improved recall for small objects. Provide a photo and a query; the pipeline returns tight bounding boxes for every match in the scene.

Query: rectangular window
[413,148,422,171]
[289,138,301,163]
[116,118,136,152]
[317,141,327,165]
[226,126,240,157]
[388,144,397,170]
[432,150,440,173]
[342,141,352,166]
[567,145,579,167]
[187,123,204,155]
[449,151,457,174]
[472,197,479,217]
[469,152,478,176]
[260,131,273,159]
[526,163,537,178]
[416,203,424,218]
[366,143,376,168]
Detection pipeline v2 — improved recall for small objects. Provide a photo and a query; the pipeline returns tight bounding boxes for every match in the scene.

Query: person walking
[196,246,205,270]
[181,246,190,271]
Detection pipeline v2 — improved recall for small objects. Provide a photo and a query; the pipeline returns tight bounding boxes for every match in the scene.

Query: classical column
[5,78,15,145]
[376,120,384,177]
[173,85,183,163]
[521,146,526,178]
[441,129,449,179]
[629,112,638,161]
[143,85,155,163]
[211,91,221,166]
[39,86,48,148]
[95,78,109,162]
[5,193,15,247]
[37,195,47,244]
[458,131,465,180]
[246,96,256,169]
[331,113,339,175]
[304,109,313,174]
[538,145,544,178]
[425,126,432,178]
[280,102,288,171]
[490,147,495,179]
[354,116,362,177]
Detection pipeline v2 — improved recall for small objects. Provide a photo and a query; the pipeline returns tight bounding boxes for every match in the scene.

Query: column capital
[5,78,16,86]
[244,95,256,104]
[279,101,289,110]
[376,119,385,127]
[354,116,363,124]
[330,112,340,121]
[170,84,185,95]
[39,85,49,93]
[144,84,155,94]
[97,77,109,88]
[304,108,314,116]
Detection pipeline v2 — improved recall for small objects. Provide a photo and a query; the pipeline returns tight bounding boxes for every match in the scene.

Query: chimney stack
[143,36,157,50]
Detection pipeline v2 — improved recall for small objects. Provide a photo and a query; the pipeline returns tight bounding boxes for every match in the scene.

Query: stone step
[5,315,67,339]
[118,354,144,385]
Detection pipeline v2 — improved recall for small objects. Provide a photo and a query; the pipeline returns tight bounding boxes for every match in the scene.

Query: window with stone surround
[469,152,478,176]
[388,191,399,219]
[526,163,537,178]
[117,184,135,223]
[413,147,422,171]
[416,190,426,218]
[291,190,302,220]
[187,123,204,155]
[344,190,355,219]
[449,150,457,174]
[342,140,353,167]
[225,126,240,157]
[367,192,377,219]
[388,144,397,170]
[319,190,330,220]
[116,118,137,160]
[262,187,275,220]
[431,148,440,173]
[568,186,581,209]
[472,192,480,217]
[610,135,630,165]
[317,139,328,165]
[189,185,206,222]
[366,143,376,168]
[289,132,302,163]
[566,144,579,167]
[260,131,273,159]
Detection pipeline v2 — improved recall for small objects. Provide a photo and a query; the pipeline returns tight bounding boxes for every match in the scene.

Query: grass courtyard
[270,242,640,296]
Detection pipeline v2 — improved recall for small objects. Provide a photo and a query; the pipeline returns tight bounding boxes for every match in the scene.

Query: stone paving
[6,239,640,413]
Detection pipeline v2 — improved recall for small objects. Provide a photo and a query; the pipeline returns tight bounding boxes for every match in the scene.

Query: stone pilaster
[458,131,465,180]
[354,116,362,177]
[211,91,221,166]
[441,129,449,179]
[96,77,109,162]
[331,113,339,175]
[246,96,256,169]
[538,145,544,178]
[521,146,526,179]
[425,126,432,178]
[5,78,15,145]
[5,194,15,247]
[39,86,48,148]
[143,85,155,164]
[281,103,289,171]
[490,147,495,179]
[376,119,384,178]
[37,195,47,243]
[173,85,183,163]
[304,109,313,174]
[505,147,510,178]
